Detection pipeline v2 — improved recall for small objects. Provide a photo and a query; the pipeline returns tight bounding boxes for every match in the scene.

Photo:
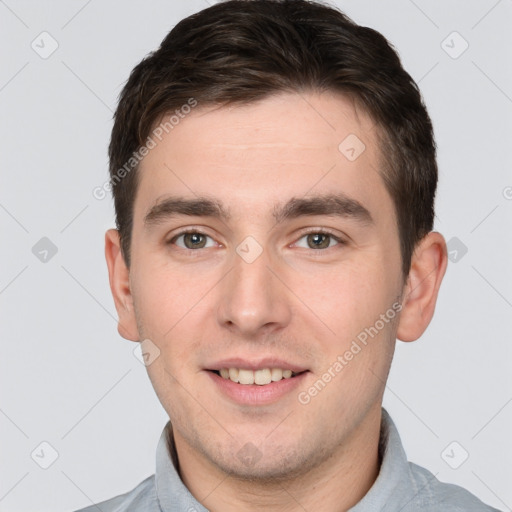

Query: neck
[173,406,383,512]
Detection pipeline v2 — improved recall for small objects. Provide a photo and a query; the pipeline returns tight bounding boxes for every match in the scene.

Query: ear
[396,231,448,342]
[105,229,140,342]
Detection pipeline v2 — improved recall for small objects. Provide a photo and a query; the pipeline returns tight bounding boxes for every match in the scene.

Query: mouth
[205,360,310,405]
[209,367,306,386]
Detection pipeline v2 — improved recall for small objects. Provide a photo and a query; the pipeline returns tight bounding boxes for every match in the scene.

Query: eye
[170,231,217,250]
[294,231,344,250]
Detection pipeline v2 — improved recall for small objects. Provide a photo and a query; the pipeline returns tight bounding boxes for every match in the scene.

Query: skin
[105,92,447,512]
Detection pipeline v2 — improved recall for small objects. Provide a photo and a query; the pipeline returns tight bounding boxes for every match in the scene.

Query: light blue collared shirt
[74,408,501,511]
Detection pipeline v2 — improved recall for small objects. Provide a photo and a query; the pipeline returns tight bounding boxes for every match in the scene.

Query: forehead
[134,92,394,225]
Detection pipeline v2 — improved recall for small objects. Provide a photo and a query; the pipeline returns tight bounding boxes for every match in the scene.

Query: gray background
[1,0,511,510]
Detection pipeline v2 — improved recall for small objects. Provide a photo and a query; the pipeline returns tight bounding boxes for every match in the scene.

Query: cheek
[130,263,213,401]
[289,257,395,342]
[131,260,214,338]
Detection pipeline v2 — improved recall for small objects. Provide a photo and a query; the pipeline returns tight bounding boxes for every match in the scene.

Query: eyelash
[168,228,346,252]
[293,229,346,250]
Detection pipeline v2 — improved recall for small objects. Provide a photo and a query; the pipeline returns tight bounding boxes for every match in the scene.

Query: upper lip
[205,357,309,373]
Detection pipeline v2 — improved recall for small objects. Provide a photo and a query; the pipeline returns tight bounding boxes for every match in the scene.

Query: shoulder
[404,461,502,511]
[73,474,158,512]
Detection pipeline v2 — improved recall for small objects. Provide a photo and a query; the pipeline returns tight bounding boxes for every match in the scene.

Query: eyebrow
[144,197,229,226]
[143,193,373,227]
[273,194,373,225]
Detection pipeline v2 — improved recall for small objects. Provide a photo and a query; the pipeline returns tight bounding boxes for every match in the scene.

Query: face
[120,92,407,480]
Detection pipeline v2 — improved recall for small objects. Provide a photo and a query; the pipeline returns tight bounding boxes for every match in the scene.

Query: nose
[216,246,292,338]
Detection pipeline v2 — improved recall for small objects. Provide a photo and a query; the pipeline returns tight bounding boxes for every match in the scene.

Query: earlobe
[396,231,448,342]
[104,229,140,342]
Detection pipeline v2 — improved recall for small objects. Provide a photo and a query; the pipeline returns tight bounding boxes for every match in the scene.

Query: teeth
[218,367,298,385]
[228,368,239,383]
[238,369,255,385]
[255,368,271,385]
[271,368,283,381]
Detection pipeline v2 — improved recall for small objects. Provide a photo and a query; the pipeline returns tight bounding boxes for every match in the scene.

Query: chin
[204,441,322,483]
[221,458,304,483]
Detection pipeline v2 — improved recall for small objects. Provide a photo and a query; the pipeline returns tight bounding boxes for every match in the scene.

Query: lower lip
[206,370,309,405]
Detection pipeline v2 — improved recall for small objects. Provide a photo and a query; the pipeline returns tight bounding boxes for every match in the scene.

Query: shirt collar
[154,408,412,511]
[348,408,413,511]
[154,422,209,512]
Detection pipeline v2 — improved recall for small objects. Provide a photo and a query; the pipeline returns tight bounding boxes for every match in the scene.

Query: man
[77,1,500,510]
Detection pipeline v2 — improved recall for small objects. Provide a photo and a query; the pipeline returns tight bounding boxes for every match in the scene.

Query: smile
[207,367,309,405]
[214,367,301,385]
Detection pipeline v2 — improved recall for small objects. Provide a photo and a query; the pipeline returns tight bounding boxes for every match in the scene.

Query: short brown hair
[108,0,437,276]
